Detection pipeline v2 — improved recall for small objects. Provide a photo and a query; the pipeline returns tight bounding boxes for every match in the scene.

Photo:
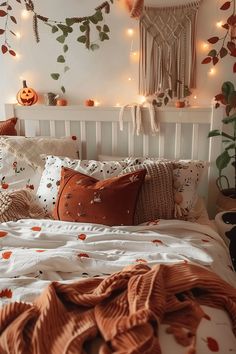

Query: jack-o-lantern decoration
[17,80,38,106]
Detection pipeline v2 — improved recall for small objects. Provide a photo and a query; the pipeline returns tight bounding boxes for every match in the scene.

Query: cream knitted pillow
[120,161,174,224]
[0,189,47,222]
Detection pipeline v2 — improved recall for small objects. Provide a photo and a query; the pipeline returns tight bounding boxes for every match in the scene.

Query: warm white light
[216,21,223,28]
[194,95,197,100]
[139,96,146,104]
[130,51,139,62]
[116,102,121,107]
[16,32,21,39]
[208,68,215,75]
[127,28,134,37]
[202,42,209,50]
[21,9,30,19]
[128,77,132,81]
[94,101,100,107]
[14,52,21,60]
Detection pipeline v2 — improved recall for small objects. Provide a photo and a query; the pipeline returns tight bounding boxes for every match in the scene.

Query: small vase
[175,100,185,108]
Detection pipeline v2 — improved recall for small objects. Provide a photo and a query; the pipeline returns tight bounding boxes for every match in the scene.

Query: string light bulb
[216,21,223,28]
[208,68,215,75]
[94,101,100,107]
[21,9,30,19]
[127,28,134,37]
[16,32,21,39]
[202,42,209,50]
[128,77,132,81]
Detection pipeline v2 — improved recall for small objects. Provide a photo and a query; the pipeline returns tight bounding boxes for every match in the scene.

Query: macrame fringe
[139,1,202,96]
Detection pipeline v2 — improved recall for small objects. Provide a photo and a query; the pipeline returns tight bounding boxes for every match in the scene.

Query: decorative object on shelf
[208,81,236,205]
[201,0,236,74]
[16,80,38,106]
[139,2,201,97]
[84,99,95,107]
[44,92,59,106]
[175,82,192,108]
[0,1,142,94]
[56,98,68,106]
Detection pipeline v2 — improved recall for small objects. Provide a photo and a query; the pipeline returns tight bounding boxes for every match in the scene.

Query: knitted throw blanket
[0,263,236,354]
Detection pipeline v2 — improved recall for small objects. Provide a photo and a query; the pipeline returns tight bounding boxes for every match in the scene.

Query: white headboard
[5,104,224,217]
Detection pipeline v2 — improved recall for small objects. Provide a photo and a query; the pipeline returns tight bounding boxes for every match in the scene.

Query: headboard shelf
[4,103,224,217]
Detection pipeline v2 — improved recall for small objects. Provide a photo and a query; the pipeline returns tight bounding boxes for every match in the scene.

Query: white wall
[0,0,235,116]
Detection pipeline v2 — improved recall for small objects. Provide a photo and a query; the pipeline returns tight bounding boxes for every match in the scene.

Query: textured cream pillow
[0,189,47,222]
[0,136,79,193]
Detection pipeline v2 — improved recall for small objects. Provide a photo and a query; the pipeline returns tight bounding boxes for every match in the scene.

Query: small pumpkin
[17,80,38,106]
[84,99,94,107]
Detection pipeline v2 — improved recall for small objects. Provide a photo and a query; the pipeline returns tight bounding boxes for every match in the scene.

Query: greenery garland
[0,0,115,93]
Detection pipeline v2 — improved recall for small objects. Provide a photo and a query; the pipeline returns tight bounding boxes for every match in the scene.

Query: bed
[0,103,235,354]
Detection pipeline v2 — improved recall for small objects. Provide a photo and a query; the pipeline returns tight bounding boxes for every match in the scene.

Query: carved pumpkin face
[17,81,38,106]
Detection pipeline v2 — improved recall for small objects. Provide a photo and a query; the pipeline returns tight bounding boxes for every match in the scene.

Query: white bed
[0,103,235,354]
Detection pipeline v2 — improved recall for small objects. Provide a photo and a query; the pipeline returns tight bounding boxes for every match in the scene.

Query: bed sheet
[0,218,235,353]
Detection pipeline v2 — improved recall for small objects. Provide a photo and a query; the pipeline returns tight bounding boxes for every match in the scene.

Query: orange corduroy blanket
[0,263,236,354]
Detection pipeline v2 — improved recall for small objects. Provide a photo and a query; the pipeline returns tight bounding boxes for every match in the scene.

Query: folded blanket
[0,263,236,354]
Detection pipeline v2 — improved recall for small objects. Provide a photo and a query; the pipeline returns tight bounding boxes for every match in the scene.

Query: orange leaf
[78,234,87,241]
[36,250,46,253]
[234,62,236,73]
[152,239,163,244]
[207,337,219,352]
[78,253,89,258]
[208,37,219,44]
[227,15,236,26]
[201,57,211,64]
[0,289,12,298]
[9,49,16,57]
[220,1,231,10]
[1,45,7,54]
[31,226,42,232]
[0,231,8,238]
[0,10,7,17]
[2,251,12,260]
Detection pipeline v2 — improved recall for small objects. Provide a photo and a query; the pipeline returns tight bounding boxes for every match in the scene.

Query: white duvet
[0,218,236,353]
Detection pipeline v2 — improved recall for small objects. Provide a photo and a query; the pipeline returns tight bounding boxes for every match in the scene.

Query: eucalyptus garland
[0,0,115,93]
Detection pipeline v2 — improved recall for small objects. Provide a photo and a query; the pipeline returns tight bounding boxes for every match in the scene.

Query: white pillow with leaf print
[36,156,130,214]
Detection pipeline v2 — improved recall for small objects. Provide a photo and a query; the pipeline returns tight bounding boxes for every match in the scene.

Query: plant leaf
[61,86,66,94]
[52,26,58,33]
[77,35,86,43]
[103,24,110,33]
[208,49,217,57]
[220,47,228,58]
[201,57,211,64]
[64,66,70,73]
[90,43,100,51]
[208,36,219,44]
[56,35,66,44]
[216,150,231,171]
[1,44,7,54]
[57,55,65,63]
[222,114,236,124]
[51,73,60,80]
[63,44,68,53]
[220,1,231,10]
[208,129,221,138]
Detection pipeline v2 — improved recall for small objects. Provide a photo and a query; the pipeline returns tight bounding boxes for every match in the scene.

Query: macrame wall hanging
[139,1,202,98]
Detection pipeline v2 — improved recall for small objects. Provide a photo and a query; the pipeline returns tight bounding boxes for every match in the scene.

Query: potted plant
[208,81,236,204]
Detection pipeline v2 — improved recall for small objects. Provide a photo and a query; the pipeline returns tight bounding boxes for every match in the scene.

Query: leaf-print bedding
[0,218,236,353]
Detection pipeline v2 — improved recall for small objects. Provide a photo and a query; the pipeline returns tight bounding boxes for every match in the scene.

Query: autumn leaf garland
[0,0,115,93]
[202,0,236,73]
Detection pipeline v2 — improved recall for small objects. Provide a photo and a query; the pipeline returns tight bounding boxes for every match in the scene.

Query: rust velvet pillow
[53,167,146,226]
[0,118,17,136]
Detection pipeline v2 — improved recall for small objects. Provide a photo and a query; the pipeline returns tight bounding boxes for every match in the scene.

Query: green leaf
[208,49,217,57]
[80,25,87,32]
[216,150,231,171]
[208,129,221,137]
[51,73,60,80]
[228,91,236,108]
[99,32,109,41]
[89,15,98,24]
[63,44,68,53]
[56,35,66,43]
[222,81,235,101]
[58,24,73,34]
[95,10,103,21]
[164,97,169,106]
[64,66,70,73]
[57,55,65,63]
[222,114,236,124]
[66,18,79,26]
[90,43,100,51]
[96,25,102,31]
[52,26,58,33]
[225,143,236,150]
[77,35,86,43]
[103,24,110,33]
[61,86,66,94]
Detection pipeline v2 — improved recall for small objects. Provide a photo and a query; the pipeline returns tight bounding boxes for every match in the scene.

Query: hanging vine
[201,0,236,73]
[0,0,115,93]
